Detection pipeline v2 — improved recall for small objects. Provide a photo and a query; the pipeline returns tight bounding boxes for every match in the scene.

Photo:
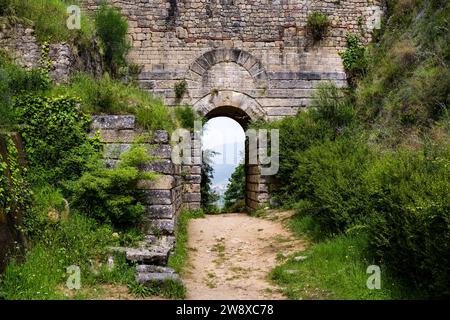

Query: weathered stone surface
[136,265,176,274]
[136,272,181,285]
[141,190,172,205]
[184,175,201,184]
[94,129,139,143]
[146,205,174,219]
[126,247,170,265]
[154,130,169,143]
[91,115,135,130]
[140,160,175,175]
[137,175,175,190]
[148,219,176,235]
[145,235,176,248]
[149,144,172,159]
[183,193,201,203]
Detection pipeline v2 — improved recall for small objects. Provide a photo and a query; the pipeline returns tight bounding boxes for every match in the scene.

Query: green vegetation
[0,0,94,43]
[174,80,188,101]
[306,11,330,41]
[201,150,220,213]
[0,30,179,300]
[174,105,198,130]
[168,210,205,274]
[66,145,157,228]
[223,163,245,213]
[95,3,130,77]
[340,34,368,85]
[263,0,450,299]
[271,231,419,300]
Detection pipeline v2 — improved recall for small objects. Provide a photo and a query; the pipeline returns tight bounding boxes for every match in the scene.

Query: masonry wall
[0,23,103,82]
[83,0,384,120]
[90,115,201,237]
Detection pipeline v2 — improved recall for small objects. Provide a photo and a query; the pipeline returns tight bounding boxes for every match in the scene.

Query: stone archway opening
[201,105,267,212]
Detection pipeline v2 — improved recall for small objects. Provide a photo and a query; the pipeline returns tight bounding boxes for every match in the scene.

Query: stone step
[136,271,182,286]
[126,247,170,266]
[136,264,176,274]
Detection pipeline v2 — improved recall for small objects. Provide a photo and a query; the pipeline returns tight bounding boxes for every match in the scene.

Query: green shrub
[174,80,188,101]
[306,11,330,41]
[175,105,196,130]
[262,84,355,206]
[291,137,373,235]
[311,83,356,133]
[135,103,174,132]
[366,146,450,297]
[95,3,130,77]
[0,53,50,129]
[66,146,156,227]
[223,164,245,212]
[14,95,99,185]
[201,150,219,213]
[340,34,367,84]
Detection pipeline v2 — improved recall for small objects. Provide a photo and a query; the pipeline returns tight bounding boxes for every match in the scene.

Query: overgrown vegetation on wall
[0,1,187,299]
[260,0,450,299]
[0,0,94,43]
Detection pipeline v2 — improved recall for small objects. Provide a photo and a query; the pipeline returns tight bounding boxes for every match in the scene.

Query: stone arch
[196,91,269,212]
[186,48,268,88]
[193,90,266,128]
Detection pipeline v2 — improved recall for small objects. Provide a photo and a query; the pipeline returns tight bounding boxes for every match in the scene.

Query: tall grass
[1,0,94,43]
[271,232,420,300]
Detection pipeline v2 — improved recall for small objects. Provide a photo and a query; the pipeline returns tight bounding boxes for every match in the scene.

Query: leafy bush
[50,73,176,131]
[291,137,373,235]
[14,95,98,185]
[175,105,197,130]
[95,3,130,76]
[306,11,330,41]
[366,146,450,297]
[340,34,367,85]
[174,80,188,101]
[201,150,219,212]
[0,53,49,129]
[66,146,156,227]
[259,84,355,206]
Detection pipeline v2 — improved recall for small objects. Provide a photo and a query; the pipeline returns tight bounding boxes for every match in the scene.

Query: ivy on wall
[0,134,31,216]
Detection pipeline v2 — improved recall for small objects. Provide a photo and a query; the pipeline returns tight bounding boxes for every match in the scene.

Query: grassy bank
[272,215,423,300]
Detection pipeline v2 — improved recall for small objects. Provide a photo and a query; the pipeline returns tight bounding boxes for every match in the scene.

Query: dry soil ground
[182,213,305,300]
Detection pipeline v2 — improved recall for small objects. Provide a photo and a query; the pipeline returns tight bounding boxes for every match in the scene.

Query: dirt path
[182,213,306,300]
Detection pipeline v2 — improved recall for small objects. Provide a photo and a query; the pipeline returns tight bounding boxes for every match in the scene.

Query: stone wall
[0,22,103,82]
[90,115,201,266]
[83,0,384,121]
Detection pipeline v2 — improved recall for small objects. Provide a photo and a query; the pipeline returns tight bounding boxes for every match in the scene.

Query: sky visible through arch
[202,117,245,207]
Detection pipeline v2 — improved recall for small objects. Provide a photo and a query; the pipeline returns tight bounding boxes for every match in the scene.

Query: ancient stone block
[183,193,201,203]
[91,115,135,130]
[146,205,174,219]
[140,190,172,205]
[136,175,175,190]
